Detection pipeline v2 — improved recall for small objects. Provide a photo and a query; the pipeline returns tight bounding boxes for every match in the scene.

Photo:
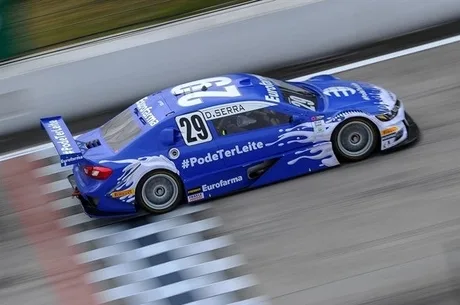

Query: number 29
[170,76,241,107]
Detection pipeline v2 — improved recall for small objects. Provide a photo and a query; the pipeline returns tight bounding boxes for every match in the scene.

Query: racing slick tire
[136,170,184,214]
[332,117,378,162]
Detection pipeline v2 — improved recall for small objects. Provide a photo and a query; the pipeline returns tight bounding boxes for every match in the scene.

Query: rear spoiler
[40,116,83,167]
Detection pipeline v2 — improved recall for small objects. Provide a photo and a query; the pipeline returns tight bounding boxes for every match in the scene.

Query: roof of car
[160,73,283,115]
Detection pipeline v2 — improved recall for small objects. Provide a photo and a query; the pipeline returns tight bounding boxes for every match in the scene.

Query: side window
[212,108,290,136]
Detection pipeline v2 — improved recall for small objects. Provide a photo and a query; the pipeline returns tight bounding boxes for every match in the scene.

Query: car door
[206,101,311,183]
[173,110,222,183]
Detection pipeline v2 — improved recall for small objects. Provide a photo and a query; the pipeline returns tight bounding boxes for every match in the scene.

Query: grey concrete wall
[0,0,459,134]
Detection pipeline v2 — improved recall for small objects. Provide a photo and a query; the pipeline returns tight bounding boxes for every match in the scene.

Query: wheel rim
[141,174,178,210]
[337,121,374,157]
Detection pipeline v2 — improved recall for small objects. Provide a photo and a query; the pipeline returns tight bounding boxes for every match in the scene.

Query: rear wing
[40,116,83,167]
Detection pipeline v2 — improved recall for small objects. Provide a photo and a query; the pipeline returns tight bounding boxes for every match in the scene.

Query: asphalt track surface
[3,21,460,305]
[209,38,460,305]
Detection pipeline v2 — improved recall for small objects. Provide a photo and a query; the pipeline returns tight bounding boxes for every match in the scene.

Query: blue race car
[41,73,419,217]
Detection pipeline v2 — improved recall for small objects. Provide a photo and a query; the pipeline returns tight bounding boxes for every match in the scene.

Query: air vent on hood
[173,85,209,96]
[238,78,252,86]
[85,139,102,149]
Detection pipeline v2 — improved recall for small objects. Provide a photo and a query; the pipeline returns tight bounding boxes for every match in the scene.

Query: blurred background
[0,0,247,61]
[2,1,460,305]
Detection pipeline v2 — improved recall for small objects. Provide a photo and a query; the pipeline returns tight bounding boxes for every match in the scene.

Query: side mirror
[289,114,303,125]
[159,128,176,146]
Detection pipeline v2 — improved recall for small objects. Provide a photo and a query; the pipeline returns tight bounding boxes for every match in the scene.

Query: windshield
[100,108,141,152]
[268,78,319,112]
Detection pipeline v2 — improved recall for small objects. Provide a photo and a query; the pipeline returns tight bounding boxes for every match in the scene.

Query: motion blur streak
[211,40,460,305]
[3,21,460,305]
[2,31,460,162]
[0,159,99,305]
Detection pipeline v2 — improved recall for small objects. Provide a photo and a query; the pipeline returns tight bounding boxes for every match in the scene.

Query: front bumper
[68,174,137,218]
[401,111,420,145]
[384,111,420,152]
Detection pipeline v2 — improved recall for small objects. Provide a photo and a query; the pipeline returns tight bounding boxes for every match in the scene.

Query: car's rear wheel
[332,118,378,162]
[136,170,183,214]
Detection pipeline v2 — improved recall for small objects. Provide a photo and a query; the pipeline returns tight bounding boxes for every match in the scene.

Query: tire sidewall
[332,117,379,162]
[135,169,184,214]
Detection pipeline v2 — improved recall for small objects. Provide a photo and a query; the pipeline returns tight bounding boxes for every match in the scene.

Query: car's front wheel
[332,118,378,162]
[136,170,183,214]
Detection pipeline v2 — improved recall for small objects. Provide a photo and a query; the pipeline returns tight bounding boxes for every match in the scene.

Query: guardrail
[0,0,459,135]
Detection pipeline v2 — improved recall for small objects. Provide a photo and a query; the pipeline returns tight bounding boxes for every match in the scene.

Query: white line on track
[87,253,211,283]
[185,296,271,305]
[182,254,247,278]
[1,33,460,162]
[98,273,255,304]
[192,274,260,300]
[68,216,188,246]
[289,33,460,82]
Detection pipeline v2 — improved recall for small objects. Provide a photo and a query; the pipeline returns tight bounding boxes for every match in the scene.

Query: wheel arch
[134,167,186,209]
[330,116,381,162]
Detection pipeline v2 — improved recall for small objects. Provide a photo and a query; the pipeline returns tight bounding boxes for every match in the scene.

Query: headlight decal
[376,99,401,122]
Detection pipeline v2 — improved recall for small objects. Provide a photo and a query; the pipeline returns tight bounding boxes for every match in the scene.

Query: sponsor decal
[187,187,202,195]
[181,141,264,169]
[288,95,315,111]
[111,189,135,198]
[61,155,83,166]
[382,138,396,149]
[311,115,324,121]
[257,76,281,103]
[323,86,356,98]
[381,126,398,137]
[202,176,243,192]
[47,120,78,155]
[203,104,246,119]
[381,125,404,149]
[201,101,276,120]
[313,120,325,133]
[168,148,180,160]
[351,83,371,101]
[135,97,159,126]
[187,192,204,202]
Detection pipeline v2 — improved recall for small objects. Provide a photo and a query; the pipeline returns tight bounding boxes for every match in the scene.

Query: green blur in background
[0,0,250,62]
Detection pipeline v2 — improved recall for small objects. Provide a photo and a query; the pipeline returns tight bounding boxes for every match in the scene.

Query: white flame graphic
[287,143,339,167]
[266,122,316,147]
[267,121,339,168]
[99,155,179,203]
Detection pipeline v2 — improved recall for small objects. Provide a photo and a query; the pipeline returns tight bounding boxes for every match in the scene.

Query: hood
[301,78,398,113]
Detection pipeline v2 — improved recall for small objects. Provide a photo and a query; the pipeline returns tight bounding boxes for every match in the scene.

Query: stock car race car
[40,73,419,217]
